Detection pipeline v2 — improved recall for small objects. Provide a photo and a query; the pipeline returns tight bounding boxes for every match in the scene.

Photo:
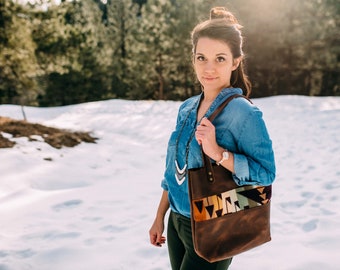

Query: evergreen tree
[33,0,112,106]
[225,0,339,97]
[127,0,177,100]
[105,0,139,98]
[0,0,338,106]
[0,0,41,105]
[123,0,211,100]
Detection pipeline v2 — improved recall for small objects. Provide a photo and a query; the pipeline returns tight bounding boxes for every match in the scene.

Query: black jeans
[167,211,233,270]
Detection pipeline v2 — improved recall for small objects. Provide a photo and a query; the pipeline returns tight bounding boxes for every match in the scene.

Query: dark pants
[167,211,233,270]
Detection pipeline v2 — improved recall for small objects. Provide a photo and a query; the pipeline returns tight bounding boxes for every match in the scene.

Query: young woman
[149,7,276,270]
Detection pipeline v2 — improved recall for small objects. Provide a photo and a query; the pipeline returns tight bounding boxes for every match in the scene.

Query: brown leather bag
[188,95,272,262]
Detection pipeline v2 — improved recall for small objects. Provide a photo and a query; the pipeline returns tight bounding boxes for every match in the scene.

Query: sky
[0,95,339,270]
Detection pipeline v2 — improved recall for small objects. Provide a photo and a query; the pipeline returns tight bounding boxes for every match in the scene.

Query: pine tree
[105,0,139,98]
[33,0,112,105]
[0,0,42,106]
[123,0,209,100]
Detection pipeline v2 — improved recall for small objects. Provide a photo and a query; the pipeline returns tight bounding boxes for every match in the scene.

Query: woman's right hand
[149,190,169,247]
[149,218,166,247]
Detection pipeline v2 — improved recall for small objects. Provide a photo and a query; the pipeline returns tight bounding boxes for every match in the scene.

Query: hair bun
[210,7,239,24]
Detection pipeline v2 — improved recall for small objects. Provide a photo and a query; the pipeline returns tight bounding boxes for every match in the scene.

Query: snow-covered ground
[0,95,339,270]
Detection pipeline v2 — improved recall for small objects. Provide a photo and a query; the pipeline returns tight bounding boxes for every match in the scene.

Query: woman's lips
[203,77,217,81]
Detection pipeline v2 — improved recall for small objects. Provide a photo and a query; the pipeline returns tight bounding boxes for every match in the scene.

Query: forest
[0,0,339,107]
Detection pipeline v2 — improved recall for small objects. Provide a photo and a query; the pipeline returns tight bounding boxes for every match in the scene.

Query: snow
[0,95,339,270]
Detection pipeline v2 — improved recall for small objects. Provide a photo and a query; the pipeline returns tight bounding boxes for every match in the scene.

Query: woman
[149,7,276,270]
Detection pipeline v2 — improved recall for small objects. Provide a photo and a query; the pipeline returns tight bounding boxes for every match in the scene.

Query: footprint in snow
[52,199,83,212]
[302,219,318,232]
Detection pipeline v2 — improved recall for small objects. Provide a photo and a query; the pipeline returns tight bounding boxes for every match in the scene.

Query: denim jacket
[161,87,276,218]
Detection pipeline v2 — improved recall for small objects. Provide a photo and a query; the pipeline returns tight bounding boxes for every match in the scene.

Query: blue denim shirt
[161,87,276,218]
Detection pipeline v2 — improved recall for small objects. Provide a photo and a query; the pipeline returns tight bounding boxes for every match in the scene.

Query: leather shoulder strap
[201,94,251,177]
[208,94,251,122]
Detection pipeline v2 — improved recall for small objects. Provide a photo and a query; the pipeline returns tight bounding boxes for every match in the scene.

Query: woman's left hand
[195,117,220,160]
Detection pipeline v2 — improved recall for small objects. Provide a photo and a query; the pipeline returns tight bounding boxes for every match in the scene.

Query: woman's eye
[217,57,226,62]
[197,56,205,61]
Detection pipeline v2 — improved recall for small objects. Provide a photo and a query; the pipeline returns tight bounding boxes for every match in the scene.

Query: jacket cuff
[161,179,169,190]
[232,153,250,185]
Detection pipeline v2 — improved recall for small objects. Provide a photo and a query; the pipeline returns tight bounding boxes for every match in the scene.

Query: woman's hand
[195,117,221,161]
[149,217,166,247]
[149,190,169,247]
[196,117,235,172]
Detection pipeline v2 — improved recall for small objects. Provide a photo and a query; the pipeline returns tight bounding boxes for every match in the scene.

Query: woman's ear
[232,57,242,71]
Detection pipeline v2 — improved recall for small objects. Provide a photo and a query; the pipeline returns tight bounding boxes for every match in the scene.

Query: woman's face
[193,37,240,94]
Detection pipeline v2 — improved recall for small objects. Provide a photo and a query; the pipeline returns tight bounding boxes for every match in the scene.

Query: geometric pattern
[192,185,272,222]
[175,160,187,186]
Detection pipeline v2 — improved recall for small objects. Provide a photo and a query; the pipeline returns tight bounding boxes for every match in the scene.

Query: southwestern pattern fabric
[192,185,271,222]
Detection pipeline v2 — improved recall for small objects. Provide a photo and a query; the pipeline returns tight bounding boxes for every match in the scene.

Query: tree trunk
[157,54,164,100]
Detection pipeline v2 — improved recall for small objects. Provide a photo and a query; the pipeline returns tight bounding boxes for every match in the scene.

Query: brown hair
[191,7,252,97]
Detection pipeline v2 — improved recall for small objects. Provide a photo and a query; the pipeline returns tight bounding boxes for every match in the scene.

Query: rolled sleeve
[228,98,276,186]
[161,178,169,190]
[232,153,250,185]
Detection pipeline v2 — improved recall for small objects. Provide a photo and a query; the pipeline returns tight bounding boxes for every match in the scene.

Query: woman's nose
[204,61,216,73]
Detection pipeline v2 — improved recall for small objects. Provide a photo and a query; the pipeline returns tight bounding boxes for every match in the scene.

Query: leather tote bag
[188,94,272,262]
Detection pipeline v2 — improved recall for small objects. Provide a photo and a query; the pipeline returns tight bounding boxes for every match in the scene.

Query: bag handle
[208,94,249,121]
[202,94,248,182]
